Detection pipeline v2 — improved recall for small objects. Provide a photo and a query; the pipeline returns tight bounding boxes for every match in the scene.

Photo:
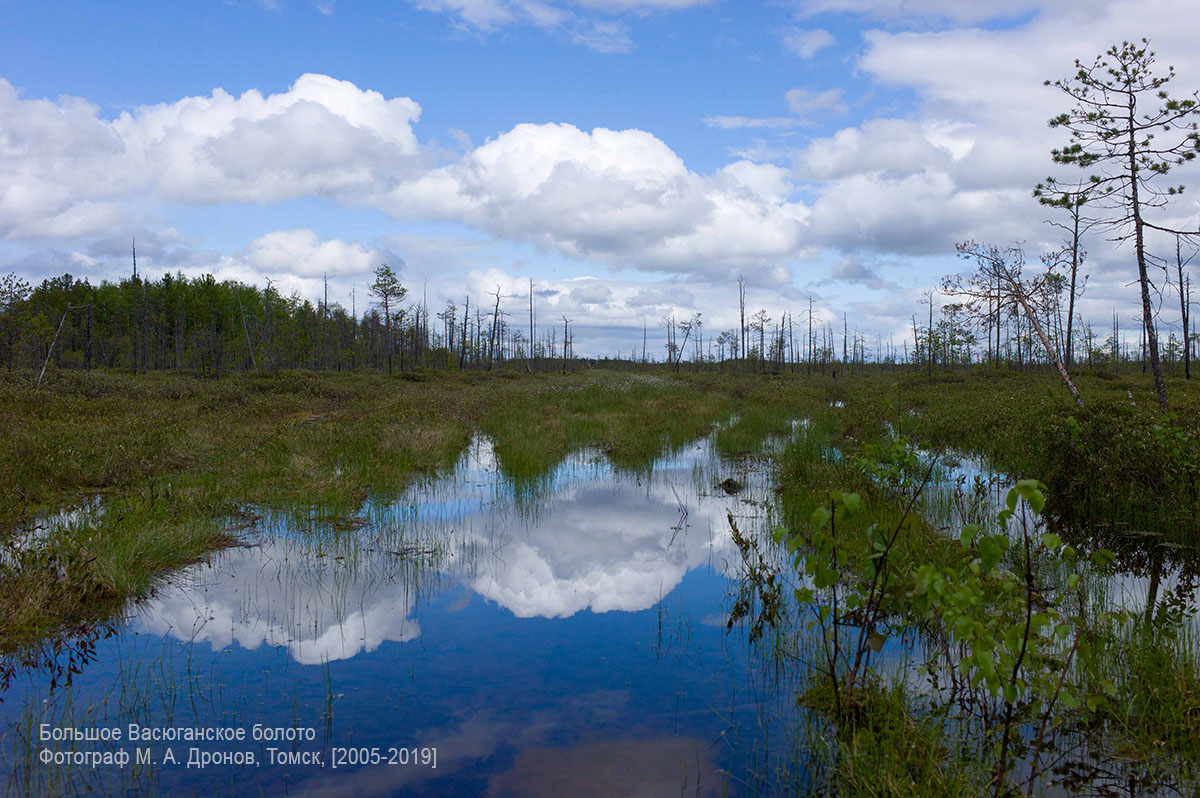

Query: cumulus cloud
[0,74,422,239]
[379,123,810,276]
[794,0,1200,262]
[3,75,811,282]
[242,229,387,279]
[134,537,422,665]
[119,73,422,203]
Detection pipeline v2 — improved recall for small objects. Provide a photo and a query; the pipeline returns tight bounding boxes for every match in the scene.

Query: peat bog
[1,369,1199,796]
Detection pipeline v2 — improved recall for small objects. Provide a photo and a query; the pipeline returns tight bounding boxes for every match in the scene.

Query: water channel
[0,434,801,796]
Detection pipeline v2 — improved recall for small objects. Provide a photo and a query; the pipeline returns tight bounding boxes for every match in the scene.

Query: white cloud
[794,0,1200,263]
[784,88,847,118]
[117,73,421,204]
[782,27,834,58]
[380,123,810,277]
[243,229,387,279]
[409,0,709,52]
[0,74,422,239]
[2,71,813,283]
[800,118,955,181]
[792,0,1115,24]
[703,115,805,130]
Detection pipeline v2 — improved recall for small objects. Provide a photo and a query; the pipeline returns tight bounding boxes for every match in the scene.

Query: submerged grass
[715,403,796,457]
[801,677,986,797]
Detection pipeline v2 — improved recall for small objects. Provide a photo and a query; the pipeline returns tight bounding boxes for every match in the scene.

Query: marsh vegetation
[0,366,1198,795]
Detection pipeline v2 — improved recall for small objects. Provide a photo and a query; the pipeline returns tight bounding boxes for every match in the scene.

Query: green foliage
[765,454,1133,794]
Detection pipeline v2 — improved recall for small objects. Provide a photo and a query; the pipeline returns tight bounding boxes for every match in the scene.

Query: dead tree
[1172,234,1196,379]
[950,241,1084,407]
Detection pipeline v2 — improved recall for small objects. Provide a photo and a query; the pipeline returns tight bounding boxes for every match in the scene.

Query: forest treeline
[0,262,1194,380]
[0,267,570,376]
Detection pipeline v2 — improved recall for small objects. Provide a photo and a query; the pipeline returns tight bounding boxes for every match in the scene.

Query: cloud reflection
[133,435,767,663]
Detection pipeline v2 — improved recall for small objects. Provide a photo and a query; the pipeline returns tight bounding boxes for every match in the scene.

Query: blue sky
[2,0,1198,357]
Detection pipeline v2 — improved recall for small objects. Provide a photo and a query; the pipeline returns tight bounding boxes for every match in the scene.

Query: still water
[1,435,800,796]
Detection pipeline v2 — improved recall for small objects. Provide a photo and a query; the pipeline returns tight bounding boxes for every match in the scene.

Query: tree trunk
[1129,97,1169,410]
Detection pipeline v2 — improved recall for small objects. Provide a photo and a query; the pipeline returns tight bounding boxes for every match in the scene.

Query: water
[0,435,799,796]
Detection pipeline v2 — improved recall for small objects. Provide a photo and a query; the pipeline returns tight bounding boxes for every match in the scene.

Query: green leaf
[979,536,1004,574]
[1003,682,1018,705]
[868,632,886,653]
[1011,479,1046,515]
[1042,533,1062,551]
[960,523,980,546]
[1067,573,1081,590]
[810,506,831,530]
[1006,487,1019,513]
[842,492,862,515]
[1005,625,1023,657]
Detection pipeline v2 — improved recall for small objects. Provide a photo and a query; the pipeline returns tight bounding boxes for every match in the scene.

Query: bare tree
[487,286,503,370]
[737,276,747,374]
[528,278,535,373]
[950,242,1084,406]
[1033,182,1098,369]
[752,309,770,372]
[1172,233,1197,378]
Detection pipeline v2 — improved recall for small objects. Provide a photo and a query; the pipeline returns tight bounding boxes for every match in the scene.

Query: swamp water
[0,435,803,796]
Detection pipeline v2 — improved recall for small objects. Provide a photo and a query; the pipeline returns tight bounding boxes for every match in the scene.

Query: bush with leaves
[743,460,1127,796]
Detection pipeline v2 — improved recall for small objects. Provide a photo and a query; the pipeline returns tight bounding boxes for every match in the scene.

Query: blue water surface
[1,435,801,796]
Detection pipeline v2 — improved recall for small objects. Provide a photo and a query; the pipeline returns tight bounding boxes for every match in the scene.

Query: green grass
[801,677,986,797]
[0,369,751,649]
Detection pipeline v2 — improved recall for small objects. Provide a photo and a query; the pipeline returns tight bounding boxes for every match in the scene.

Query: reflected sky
[131,436,764,664]
[1,432,792,797]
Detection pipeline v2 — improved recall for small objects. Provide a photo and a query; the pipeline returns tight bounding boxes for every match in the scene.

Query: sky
[2,0,1199,358]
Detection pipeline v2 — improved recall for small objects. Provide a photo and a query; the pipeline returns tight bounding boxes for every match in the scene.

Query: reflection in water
[132,437,752,663]
[919,448,1200,632]
[488,737,724,798]
[904,447,1200,795]
[0,432,785,796]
